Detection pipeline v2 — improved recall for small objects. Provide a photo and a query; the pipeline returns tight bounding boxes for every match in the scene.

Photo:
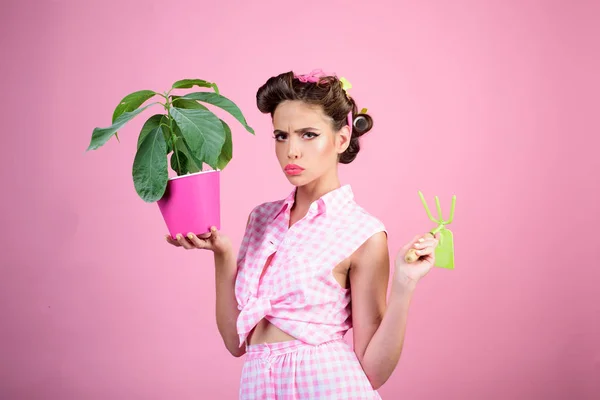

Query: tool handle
[404,232,435,263]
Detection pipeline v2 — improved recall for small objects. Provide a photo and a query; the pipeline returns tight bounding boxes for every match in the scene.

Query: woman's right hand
[166,226,232,256]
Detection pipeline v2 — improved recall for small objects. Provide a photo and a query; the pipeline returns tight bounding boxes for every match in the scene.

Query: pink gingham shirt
[235,185,386,347]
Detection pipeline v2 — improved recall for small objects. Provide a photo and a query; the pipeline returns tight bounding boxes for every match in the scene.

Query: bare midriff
[247,319,297,344]
[246,251,351,346]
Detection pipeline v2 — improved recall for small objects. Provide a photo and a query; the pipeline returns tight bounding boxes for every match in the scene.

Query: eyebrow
[273,127,321,135]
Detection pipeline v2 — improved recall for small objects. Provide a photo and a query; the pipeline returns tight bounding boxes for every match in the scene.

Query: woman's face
[272,100,350,186]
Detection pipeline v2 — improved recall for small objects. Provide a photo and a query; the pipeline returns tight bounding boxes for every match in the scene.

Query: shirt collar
[275,184,354,218]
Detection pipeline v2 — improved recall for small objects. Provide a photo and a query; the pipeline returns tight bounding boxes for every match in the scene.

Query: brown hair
[256,71,374,164]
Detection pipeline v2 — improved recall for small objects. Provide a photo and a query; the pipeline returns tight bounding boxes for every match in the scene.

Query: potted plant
[87,78,255,236]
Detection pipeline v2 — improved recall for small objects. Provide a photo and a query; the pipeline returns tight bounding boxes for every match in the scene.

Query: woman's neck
[292,169,341,214]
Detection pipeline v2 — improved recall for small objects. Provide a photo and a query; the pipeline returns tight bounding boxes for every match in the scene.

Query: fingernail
[176,234,182,240]
[187,233,194,239]
[418,238,424,242]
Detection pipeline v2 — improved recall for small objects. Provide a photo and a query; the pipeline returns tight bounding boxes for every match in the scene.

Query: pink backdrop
[1,0,599,398]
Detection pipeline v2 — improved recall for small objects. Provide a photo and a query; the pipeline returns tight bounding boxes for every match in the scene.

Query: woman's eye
[304,132,319,139]
[274,133,287,141]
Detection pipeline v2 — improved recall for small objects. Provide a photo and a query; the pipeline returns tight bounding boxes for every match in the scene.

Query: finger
[408,243,435,259]
[414,244,435,257]
[208,226,219,241]
[417,232,435,242]
[403,234,421,250]
[409,233,433,251]
[198,230,212,240]
[403,234,423,263]
[186,233,211,249]
[413,239,438,249]
[175,233,194,250]
[166,235,181,247]
[198,226,219,239]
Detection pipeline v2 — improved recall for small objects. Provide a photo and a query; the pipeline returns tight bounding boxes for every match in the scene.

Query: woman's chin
[285,174,308,186]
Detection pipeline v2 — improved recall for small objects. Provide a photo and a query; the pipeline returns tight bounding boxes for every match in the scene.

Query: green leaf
[172,79,213,89]
[216,120,232,170]
[180,92,254,134]
[170,107,225,169]
[170,150,189,175]
[170,97,210,166]
[132,125,168,202]
[171,96,209,111]
[163,123,174,155]
[88,102,158,151]
[181,140,204,172]
[137,114,172,154]
[112,90,156,122]
[174,136,201,173]
[172,121,204,172]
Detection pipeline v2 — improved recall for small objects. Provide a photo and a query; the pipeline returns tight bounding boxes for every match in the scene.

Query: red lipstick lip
[284,164,304,175]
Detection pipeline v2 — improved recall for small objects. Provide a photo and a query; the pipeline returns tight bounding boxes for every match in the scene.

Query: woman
[166,69,439,399]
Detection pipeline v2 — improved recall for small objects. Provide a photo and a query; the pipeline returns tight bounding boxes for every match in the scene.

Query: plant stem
[165,98,183,175]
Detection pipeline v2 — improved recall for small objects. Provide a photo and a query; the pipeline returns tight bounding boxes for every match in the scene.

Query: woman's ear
[336,125,352,154]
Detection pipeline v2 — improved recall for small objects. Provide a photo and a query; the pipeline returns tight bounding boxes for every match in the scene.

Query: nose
[287,136,300,159]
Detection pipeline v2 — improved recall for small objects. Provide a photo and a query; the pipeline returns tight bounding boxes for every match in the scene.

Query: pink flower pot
[157,170,220,237]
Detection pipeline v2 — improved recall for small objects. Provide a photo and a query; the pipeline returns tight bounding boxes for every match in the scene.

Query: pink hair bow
[294,69,355,128]
[294,69,326,83]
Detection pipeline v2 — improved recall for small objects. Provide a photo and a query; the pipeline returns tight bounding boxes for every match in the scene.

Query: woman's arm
[213,214,254,358]
[349,231,436,389]
[181,214,254,358]
[213,246,245,357]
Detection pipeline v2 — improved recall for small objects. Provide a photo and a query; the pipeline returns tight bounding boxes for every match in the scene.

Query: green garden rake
[404,191,456,269]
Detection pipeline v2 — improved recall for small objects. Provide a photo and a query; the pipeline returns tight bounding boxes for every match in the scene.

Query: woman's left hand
[394,232,440,286]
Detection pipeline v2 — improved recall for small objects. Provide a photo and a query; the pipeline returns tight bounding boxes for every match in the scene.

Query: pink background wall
[1,0,599,398]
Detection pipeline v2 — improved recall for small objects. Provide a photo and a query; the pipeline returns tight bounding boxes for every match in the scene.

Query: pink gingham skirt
[239,339,382,399]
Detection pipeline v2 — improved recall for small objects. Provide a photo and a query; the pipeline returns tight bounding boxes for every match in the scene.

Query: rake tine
[418,191,437,223]
[445,195,456,224]
[435,196,443,223]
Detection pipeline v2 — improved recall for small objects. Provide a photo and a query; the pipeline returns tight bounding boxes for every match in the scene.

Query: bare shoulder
[346,204,388,267]
[351,230,389,270]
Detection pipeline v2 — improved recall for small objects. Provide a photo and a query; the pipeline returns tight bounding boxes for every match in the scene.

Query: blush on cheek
[313,135,335,155]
